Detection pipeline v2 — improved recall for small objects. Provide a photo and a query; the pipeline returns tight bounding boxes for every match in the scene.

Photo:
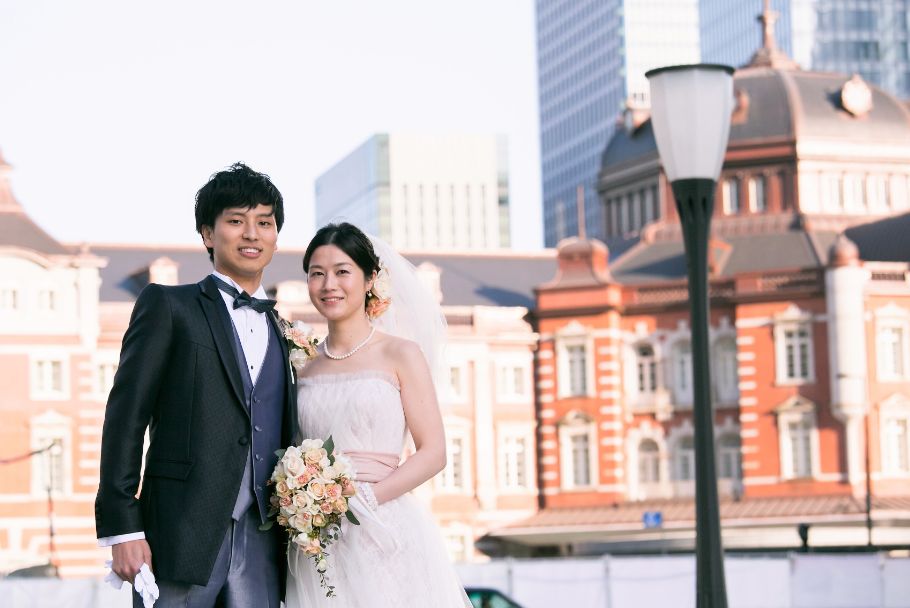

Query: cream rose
[284,455,306,477]
[312,513,327,528]
[299,439,323,451]
[307,481,327,500]
[304,448,327,466]
[316,558,328,573]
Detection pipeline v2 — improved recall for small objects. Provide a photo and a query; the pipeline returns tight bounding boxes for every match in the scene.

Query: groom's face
[202,204,278,285]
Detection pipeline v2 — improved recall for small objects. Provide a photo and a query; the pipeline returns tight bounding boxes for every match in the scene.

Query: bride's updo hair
[303,222,381,307]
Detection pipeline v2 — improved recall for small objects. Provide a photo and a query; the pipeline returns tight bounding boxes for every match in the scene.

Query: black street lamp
[646,63,735,608]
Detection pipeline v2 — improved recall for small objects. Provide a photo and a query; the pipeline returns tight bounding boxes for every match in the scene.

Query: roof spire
[576,185,586,240]
[746,0,799,69]
[0,148,23,212]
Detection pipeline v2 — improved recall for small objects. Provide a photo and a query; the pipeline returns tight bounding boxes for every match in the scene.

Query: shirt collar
[211,271,268,299]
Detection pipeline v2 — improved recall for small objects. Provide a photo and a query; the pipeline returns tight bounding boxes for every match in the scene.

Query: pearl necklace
[323,326,376,360]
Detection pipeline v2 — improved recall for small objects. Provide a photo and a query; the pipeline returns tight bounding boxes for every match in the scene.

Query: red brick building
[488,48,910,555]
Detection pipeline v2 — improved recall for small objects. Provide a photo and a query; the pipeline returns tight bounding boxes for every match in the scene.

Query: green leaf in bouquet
[345,509,360,526]
[274,448,286,458]
[323,435,335,459]
[258,520,275,531]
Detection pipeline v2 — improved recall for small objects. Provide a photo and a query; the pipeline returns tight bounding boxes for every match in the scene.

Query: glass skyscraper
[535,0,700,247]
[701,0,910,99]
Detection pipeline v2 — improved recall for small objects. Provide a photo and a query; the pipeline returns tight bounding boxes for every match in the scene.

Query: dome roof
[602,68,910,172]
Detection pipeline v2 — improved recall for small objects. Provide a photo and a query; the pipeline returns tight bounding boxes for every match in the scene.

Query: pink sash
[342,450,400,483]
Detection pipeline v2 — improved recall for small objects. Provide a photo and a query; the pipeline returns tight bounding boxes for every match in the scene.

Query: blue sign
[643,511,663,528]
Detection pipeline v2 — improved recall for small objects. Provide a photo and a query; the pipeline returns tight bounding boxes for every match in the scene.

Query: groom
[95,163,296,607]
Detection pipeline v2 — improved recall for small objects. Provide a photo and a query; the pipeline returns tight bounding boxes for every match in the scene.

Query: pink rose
[279,496,292,507]
[319,501,333,514]
[303,537,322,556]
[341,479,356,497]
[324,483,342,500]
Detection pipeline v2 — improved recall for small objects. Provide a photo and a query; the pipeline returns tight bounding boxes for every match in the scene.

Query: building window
[775,320,814,383]
[822,174,842,211]
[675,436,695,481]
[717,434,742,479]
[843,174,866,212]
[748,176,767,212]
[722,178,740,214]
[566,344,587,396]
[637,344,658,393]
[497,365,527,399]
[98,362,118,397]
[439,434,467,491]
[37,289,57,311]
[32,358,66,398]
[559,412,597,489]
[0,287,19,310]
[672,341,693,404]
[30,411,71,497]
[777,400,818,480]
[877,325,907,380]
[867,175,888,210]
[638,439,661,483]
[448,365,465,401]
[499,433,530,489]
[883,417,909,474]
[714,337,738,403]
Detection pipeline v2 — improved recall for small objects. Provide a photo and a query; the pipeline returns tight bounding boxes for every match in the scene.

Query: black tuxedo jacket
[95,275,296,586]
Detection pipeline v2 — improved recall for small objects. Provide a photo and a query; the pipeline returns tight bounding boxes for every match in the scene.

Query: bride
[284,222,471,607]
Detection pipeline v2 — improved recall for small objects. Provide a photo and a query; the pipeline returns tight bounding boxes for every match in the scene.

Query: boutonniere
[280,319,320,370]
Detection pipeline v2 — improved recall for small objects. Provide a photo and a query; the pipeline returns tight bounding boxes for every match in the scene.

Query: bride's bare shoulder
[374,332,422,363]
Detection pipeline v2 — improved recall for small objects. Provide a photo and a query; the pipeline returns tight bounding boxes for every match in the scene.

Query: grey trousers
[136,508,281,608]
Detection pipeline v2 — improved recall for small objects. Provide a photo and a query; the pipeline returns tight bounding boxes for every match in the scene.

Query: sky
[0,0,544,251]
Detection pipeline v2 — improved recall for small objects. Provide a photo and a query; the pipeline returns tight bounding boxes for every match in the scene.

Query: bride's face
[306,244,371,322]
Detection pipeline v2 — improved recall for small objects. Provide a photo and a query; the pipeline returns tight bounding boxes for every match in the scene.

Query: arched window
[675,436,695,481]
[672,341,693,404]
[714,337,738,403]
[638,439,661,484]
[717,434,742,480]
[559,412,597,489]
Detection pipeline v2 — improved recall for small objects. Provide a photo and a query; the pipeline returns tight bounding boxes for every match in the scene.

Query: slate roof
[844,212,910,263]
[87,245,558,308]
[0,151,71,256]
[601,67,910,172]
[0,210,72,256]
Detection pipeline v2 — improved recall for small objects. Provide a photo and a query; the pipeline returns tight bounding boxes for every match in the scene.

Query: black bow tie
[212,276,276,314]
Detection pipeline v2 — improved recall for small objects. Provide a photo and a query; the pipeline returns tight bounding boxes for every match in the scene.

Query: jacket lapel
[268,310,299,444]
[198,276,249,416]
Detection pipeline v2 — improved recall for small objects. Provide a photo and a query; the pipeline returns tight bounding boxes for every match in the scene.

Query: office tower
[315,134,510,250]
[534,0,700,246]
[701,0,910,99]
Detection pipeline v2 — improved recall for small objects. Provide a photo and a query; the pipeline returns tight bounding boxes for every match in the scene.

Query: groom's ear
[201,225,214,247]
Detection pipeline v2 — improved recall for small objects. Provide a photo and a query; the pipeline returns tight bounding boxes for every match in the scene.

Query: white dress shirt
[98,272,270,548]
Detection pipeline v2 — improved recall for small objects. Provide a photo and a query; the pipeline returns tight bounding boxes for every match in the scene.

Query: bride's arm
[370,340,446,506]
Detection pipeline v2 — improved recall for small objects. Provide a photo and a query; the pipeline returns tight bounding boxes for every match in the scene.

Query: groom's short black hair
[195,162,285,262]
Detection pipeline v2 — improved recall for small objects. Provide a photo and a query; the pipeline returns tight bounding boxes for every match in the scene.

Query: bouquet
[263,436,360,597]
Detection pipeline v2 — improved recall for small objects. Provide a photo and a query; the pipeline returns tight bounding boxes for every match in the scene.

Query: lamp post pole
[673,177,728,607]
[647,64,735,608]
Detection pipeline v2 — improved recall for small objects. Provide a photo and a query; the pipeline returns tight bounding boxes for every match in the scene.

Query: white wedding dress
[285,370,472,608]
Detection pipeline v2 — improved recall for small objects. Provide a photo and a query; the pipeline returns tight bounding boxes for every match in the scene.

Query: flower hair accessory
[281,320,320,370]
[366,263,391,319]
